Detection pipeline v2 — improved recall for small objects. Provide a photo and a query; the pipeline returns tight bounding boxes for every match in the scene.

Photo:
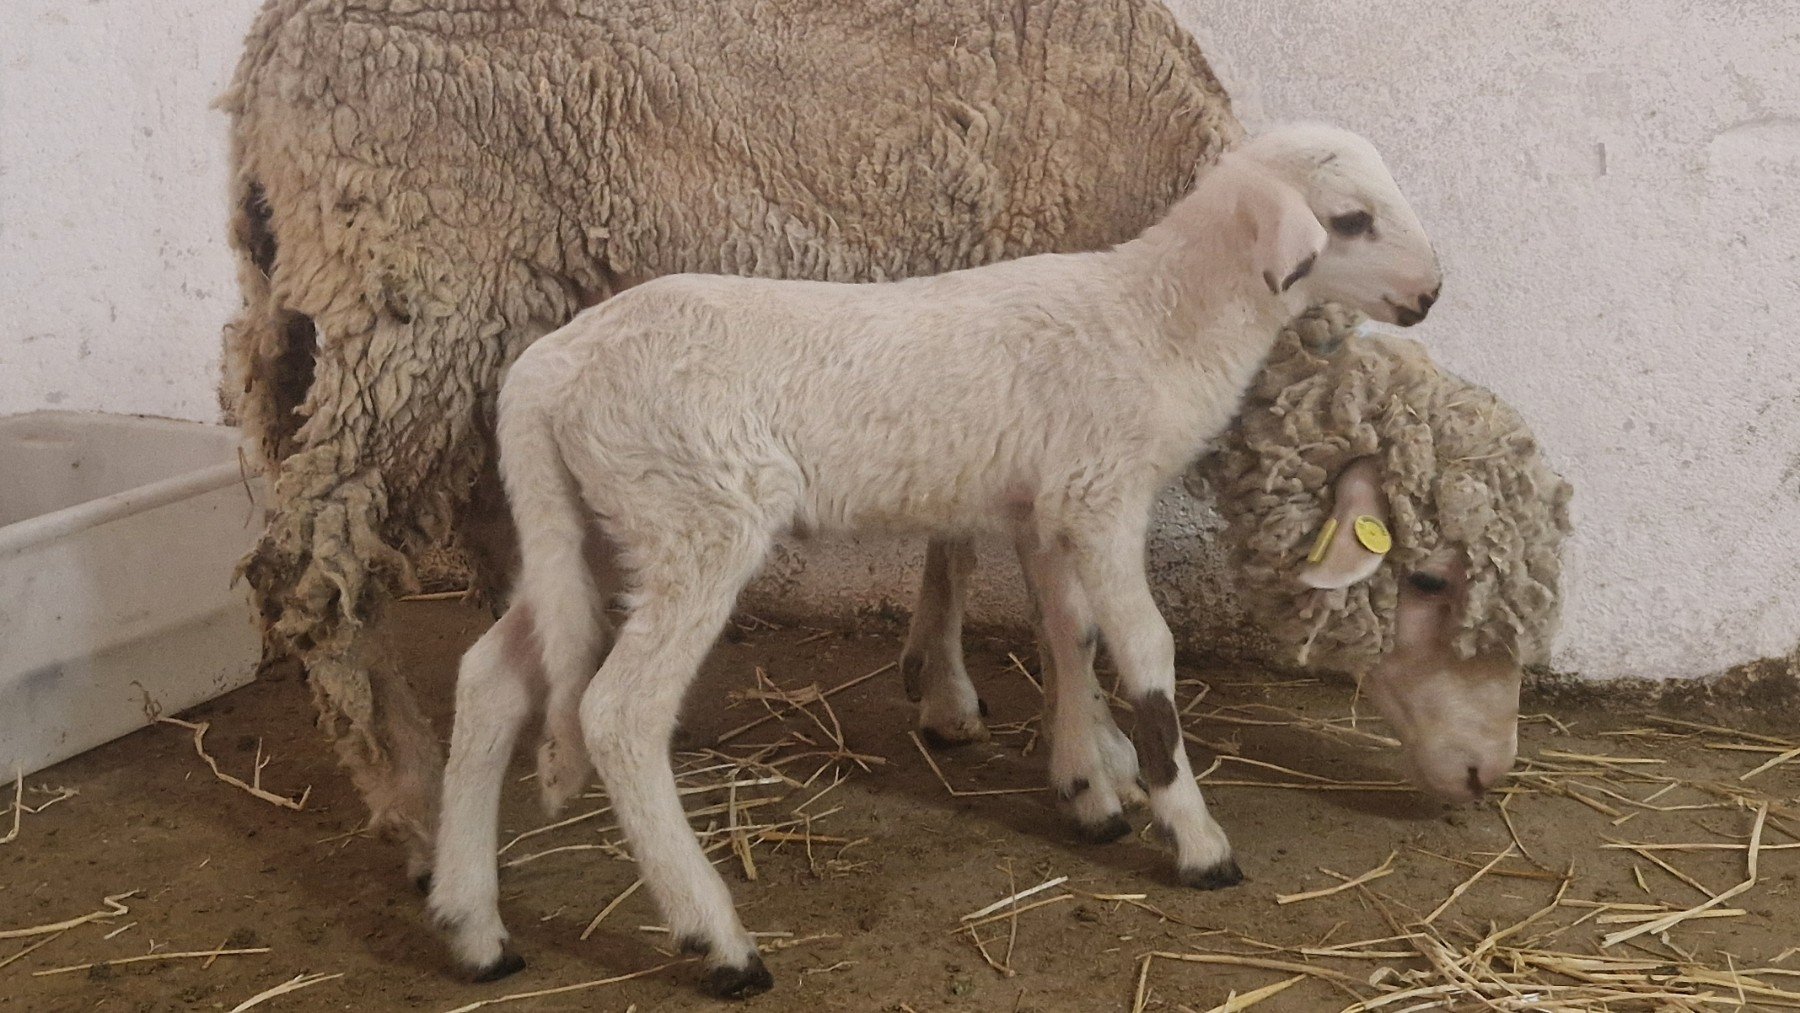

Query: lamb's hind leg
[1015,534,1146,843]
[1068,517,1241,889]
[580,529,776,998]
[900,537,988,747]
[427,606,540,981]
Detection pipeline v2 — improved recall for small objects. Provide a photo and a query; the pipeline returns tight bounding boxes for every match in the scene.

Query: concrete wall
[0,1,257,422]
[3,1,1795,680]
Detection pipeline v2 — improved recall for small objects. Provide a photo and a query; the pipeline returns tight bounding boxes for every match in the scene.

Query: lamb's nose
[1418,284,1440,314]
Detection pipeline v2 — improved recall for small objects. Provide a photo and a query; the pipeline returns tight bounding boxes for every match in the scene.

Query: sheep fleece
[219,0,1238,757]
[1202,306,1575,672]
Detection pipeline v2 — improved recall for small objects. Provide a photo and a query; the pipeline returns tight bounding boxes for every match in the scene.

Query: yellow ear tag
[1306,517,1338,564]
[1354,515,1392,555]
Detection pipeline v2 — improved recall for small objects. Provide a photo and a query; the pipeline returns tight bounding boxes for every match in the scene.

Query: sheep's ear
[1298,457,1390,589]
[1237,171,1329,295]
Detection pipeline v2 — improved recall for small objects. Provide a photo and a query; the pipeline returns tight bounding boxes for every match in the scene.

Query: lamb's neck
[1117,209,1296,386]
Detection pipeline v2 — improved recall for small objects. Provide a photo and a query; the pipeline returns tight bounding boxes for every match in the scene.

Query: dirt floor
[4,602,1799,1012]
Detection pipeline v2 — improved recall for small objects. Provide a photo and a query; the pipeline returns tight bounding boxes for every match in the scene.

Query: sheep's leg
[1069,521,1241,889]
[1015,535,1146,842]
[427,606,540,981]
[900,538,988,747]
[305,629,445,890]
[580,534,775,999]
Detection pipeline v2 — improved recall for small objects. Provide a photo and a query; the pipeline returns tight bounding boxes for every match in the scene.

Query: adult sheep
[219,0,1240,882]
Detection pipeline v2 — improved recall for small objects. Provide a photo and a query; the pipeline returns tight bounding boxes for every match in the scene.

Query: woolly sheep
[1198,304,1573,799]
[429,124,1444,995]
[219,0,1240,882]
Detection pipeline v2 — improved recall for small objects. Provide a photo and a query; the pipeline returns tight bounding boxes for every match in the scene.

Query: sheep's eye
[1407,572,1450,594]
[1329,211,1374,238]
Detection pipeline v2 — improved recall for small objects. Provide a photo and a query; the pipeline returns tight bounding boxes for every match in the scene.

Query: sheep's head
[1303,468,1521,802]
[1201,306,1573,805]
[1369,567,1523,803]
[1224,125,1442,328]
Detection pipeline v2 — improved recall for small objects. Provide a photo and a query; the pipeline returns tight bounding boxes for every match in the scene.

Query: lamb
[1199,304,1574,799]
[218,0,1241,882]
[429,124,1444,996]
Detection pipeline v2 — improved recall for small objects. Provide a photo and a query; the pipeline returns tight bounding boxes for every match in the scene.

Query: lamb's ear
[1298,457,1390,590]
[1233,165,1328,295]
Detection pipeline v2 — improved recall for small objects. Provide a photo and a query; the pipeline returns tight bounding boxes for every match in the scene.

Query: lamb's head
[1298,461,1520,802]
[1225,125,1442,327]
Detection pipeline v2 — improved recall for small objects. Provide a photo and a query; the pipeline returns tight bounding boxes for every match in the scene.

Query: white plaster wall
[2,1,1796,680]
[0,1,258,422]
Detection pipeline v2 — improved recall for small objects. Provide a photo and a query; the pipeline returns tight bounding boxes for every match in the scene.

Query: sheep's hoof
[1179,857,1245,891]
[1077,813,1134,845]
[705,955,774,1000]
[470,949,527,983]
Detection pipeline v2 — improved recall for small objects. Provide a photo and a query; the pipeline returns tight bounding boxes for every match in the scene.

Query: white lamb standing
[429,123,1443,997]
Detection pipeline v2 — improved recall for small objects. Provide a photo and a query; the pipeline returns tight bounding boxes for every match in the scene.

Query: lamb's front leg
[1069,520,1242,889]
[1016,534,1146,842]
[899,537,988,747]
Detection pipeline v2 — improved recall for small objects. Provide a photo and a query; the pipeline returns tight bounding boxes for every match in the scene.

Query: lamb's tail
[495,360,608,811]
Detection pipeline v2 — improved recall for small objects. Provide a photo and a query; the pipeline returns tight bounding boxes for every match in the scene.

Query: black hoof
[918,726,969,751]
[413,871,434,895]
[1078,813,1133,845]
[705,954,774,999]
[1179,858,1245,891]
[471,949,527,983]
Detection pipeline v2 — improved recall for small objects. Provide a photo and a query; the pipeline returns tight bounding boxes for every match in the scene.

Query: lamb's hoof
[919,723,987,750]
[1078,813,1133,845]
[470,949,527,983]
[1179,858,1245,891]
[705,955,774,999]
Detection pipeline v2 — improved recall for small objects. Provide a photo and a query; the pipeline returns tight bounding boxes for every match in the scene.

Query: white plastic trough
[0,411,265,780]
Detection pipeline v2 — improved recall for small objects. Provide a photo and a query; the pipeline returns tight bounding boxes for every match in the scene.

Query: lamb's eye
[1329,211,1374,238]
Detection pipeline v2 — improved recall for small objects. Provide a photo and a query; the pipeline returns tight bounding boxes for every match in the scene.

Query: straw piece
[1422,845,1515,924]
[961,876,1070,922]
[1601,802,1768,948]
[717,663,893,744]
[1277,851,1397,905]
[33,946,270,976]
[1,774,21,845]
[1142,951,1367,990]
[0,928,70,972]
[1741,745,1800,781]
[1196,974,1306,1012]
[229,973,345,1012]
[952,894,1073,933]
[157,717,310,810]
[1644,716,1792,746]
[439,961,690,1013]
[581,879,643,941]
[0,891,136,940]
[909,733,1038,798]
